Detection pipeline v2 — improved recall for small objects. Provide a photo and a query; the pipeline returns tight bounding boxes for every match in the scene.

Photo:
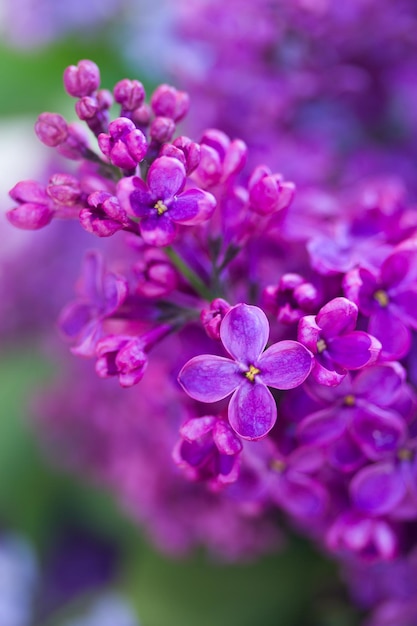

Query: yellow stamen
[398,448,413,461]
[343,394,356,406]
[154,200,168,216]
[245,364,260,382]
[317,338,327,353]
[374,289,389,307]
[270,459,286,472]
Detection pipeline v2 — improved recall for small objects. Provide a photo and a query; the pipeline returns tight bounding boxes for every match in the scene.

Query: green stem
[165,247,214,301]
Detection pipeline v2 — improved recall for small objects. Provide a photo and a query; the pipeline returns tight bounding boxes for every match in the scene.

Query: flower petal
[350,462,406,516]
[147,156,186,200]
[228,383,276,440]
[368,307,410,360]
[349,406,407,461]
[297,406,347,445]
[140,214,177,247]
[117,175,152,217]
[353,362,405,406]
[169,189,216,225]
[328,331,381,369]
[178,355,242,403]
[316,297,358,337]
[220,303,269,364]
[259,340,313,389]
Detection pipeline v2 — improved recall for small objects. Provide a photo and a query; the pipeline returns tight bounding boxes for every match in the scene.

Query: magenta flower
[58,251,128,357]
[173,415,242,489]
[178,304,313,440]
[117,156,216,246]
[298,297,382,386]
[344,244,417,360]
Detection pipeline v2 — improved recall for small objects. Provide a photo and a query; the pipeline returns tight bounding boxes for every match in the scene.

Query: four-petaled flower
[117,155,216,246]
[178,303,313,440]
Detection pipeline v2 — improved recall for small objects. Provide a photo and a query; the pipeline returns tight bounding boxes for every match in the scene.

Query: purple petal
[391,287,417,329]
[350,462,406,516]
[102,272,128,314]
[117,176,152,218]
[311,357,346,387]
[180,416,216,441]
[58,302,93,339]
[140,214,177,247]
[169,189,216,225]
[353,362,405,406]
[178,355,242,403]
[274,473,328,519]
[259,340,313,389]
[220,304,269,364]
[78,250,104,304]
[316,297,358,337]
[327,435,365,473]
[380,248,416,288]
[297,407,347,445]
[368,307,411,360]
[328,331,381,369]
[147,156,186,200]
[349,406,407,461]
[228,383,276,440]
[213,420,242,455]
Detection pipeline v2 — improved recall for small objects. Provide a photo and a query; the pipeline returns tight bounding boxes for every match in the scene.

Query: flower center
[398,448,413,461]
[374,289,389,307]
[316,338,327,353]
[154,200,168,216]
[343,394,355,406]
[245,364,260,382]
[270,459,286,473]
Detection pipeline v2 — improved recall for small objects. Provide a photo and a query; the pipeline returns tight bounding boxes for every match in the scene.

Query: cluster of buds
[7,60,417,625]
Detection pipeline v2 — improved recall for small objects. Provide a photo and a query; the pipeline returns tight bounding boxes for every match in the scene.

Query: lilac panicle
[298,297,382,386]
[178,304,313,440]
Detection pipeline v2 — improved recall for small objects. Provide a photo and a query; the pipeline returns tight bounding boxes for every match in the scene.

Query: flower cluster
[7,60,417,625]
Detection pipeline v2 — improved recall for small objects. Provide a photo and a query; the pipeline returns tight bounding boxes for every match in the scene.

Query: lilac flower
[262,273,321,325]
[178,304,313,440]
[117,156,216,246]
[7,180,55,230]
[298,297,382,386]
[98,118,148,171]
[326,511,398,561]
[95,324,172,387]
[58,251,128,356]
[173,415,242,489]
[344,243,417,360]
[80,191,131,238]
[297,363,411,462]
[350,442,417,518]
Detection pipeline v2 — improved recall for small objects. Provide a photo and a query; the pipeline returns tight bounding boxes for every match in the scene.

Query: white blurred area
[0,118,48,257]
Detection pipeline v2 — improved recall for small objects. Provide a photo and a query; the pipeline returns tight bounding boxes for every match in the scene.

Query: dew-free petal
[228,383,276,440]
[178,355,242,403]
[350,462,406,516]
[259,340,313,389]
[220,303,269,364]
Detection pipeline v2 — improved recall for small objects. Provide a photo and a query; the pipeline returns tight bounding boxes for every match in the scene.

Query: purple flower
[7,180,54,230]
[58,251,128,356]
[326,511,398,561]
[117,156,216,246]
[344,243,417,360]
[297,363,410,462]
[173,415,242,489]
[298,297,382,386]
[178,303,313,440]
[98,118,148,171]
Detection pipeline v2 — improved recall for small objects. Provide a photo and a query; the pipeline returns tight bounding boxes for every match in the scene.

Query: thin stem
[164,247,214,301]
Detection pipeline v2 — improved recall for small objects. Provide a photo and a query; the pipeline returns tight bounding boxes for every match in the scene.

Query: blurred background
[4,0,415,624]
